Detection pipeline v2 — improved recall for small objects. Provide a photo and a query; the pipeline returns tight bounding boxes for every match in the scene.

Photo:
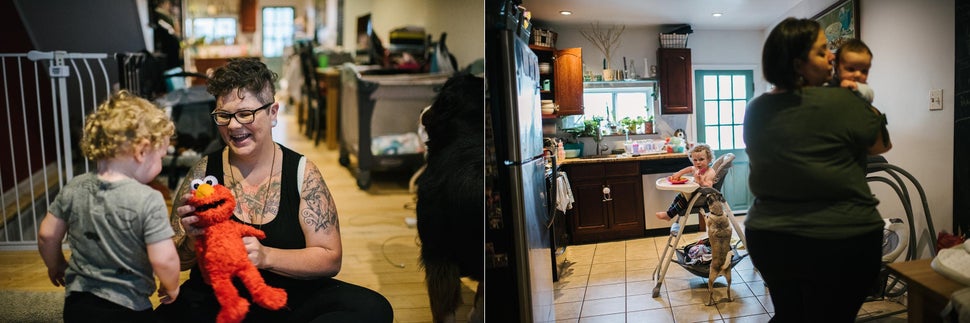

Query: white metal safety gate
[0,51,113,250]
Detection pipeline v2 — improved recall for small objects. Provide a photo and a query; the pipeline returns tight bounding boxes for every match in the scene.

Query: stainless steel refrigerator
[485,1,554,322]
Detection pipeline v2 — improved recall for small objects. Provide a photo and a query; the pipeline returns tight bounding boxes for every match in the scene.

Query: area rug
[0,290,63,322]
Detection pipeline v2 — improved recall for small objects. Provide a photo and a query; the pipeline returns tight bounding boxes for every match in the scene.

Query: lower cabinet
[564,162,644,244]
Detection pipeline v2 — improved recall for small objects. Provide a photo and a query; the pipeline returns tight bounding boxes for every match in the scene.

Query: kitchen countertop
[559,152,688,165]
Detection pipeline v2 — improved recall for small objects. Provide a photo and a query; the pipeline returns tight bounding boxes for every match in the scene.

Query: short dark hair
[762,17,822,90]
[835,38,873,69]
[206,58,278,104]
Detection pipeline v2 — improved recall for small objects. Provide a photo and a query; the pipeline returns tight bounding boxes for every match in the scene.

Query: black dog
[416,73,484,322]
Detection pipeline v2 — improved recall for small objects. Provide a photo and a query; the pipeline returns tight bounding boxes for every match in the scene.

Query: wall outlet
[930,89,943,110]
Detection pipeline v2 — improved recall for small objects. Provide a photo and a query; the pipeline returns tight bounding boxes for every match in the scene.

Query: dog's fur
[416,73,484,323]
[704,191,734,306]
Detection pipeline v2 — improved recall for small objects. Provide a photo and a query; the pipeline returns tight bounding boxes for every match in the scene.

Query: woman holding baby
[743,17,892,322]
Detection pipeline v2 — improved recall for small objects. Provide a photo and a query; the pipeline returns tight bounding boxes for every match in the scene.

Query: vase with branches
[580,22,625,79]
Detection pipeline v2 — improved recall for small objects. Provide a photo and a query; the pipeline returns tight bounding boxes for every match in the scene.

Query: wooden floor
[0,107,477,323]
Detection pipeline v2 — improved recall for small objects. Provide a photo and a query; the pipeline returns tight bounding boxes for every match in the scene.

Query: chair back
[710,153,735,192]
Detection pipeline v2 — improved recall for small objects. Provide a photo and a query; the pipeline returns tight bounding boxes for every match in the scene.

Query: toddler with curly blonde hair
[38,90,182,322]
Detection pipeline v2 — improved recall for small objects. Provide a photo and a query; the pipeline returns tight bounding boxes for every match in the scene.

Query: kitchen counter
[559,152,687,165]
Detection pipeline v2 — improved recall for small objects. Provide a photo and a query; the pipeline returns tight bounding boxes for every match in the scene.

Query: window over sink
[579,81,657,134]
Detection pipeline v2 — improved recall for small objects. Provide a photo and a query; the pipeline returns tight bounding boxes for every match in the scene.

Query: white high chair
[650,153,748,298]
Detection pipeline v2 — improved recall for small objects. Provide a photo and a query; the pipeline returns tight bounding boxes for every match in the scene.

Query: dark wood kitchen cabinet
[240,0,257,33]
[658,48,693,114]
[564,161,644,244]
[530,45,583,116]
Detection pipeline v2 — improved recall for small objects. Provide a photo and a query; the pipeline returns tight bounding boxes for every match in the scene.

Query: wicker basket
[659,33,689,48]
[532,28,558,47]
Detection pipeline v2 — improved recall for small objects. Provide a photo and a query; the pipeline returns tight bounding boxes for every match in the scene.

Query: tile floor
[552,228,909,323]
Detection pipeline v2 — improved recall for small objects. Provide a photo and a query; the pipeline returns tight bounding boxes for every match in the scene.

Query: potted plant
[620,117,637,134]
[581,116,603,137]
[643,115,654,134]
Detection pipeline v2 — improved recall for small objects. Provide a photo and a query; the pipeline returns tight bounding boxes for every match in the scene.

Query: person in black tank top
[155,58,392,322]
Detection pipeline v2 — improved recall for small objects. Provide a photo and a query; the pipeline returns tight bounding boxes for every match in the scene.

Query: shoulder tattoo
[301,163,338,233]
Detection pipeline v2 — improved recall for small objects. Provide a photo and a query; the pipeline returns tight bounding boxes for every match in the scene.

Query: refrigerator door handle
[602,185,613,202]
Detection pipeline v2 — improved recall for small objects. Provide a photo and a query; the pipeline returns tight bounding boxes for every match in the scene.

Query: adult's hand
[243,236,269,268]
[177,193,204,238]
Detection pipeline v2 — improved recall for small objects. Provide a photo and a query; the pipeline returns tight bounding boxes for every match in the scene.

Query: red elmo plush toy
[186,176,287,323]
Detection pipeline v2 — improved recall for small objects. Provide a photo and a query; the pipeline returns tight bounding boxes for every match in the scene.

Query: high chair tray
[656,176,698,193]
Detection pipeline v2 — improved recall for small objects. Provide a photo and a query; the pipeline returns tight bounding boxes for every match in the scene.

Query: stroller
[651,153,749,298]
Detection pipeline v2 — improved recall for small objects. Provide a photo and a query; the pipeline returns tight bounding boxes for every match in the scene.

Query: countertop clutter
[559,152,688,165]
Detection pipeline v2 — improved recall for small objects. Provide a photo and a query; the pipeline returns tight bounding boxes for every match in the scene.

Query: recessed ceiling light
[712,12,723,17]
[559,11,573,16]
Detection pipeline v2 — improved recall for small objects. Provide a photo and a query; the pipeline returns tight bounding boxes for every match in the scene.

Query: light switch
[930,89,943,110]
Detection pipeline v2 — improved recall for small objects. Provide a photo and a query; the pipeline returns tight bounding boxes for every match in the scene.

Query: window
[695,71,753,150]
[186,17,237,45]
[582,81,656,128]
[262,7,295,58]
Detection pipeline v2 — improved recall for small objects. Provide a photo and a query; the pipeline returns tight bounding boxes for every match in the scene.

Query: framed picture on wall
[812,0,860,50]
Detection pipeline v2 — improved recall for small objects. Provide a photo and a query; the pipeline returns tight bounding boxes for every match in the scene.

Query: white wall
[426,0,484,68]
[860,0,954,258]
[342,0,484,68]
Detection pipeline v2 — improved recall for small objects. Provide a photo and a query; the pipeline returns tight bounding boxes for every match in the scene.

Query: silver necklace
[228,144,276,228]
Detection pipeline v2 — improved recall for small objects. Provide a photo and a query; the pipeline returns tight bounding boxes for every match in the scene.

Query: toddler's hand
[47,264,66,287]
[158,285,180,304]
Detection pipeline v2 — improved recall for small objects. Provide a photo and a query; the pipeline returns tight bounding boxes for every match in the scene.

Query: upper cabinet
[240,0,257,33]
[531,45,584,116]
[658,48,693,114]
[554,47,583,116]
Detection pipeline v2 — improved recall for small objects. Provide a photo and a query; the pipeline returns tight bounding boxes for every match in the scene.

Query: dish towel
[556,171,575,212]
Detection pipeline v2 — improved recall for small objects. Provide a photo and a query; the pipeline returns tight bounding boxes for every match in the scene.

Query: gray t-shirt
[49,173,174,310]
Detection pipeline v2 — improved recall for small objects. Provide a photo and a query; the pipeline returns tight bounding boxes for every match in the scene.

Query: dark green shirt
[743,87,885,239]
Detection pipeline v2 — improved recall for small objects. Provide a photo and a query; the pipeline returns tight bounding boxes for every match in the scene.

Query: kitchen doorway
[694,69,754,212]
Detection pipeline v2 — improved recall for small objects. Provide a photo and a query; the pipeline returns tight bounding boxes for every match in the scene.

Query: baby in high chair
[655,144,716,223]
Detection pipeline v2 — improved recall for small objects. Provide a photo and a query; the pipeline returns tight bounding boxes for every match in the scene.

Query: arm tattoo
[301,164,339,233]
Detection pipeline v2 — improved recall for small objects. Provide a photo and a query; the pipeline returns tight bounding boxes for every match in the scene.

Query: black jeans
[63,291,153,323]
[154,275,393,323]
[746,228,882,323]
